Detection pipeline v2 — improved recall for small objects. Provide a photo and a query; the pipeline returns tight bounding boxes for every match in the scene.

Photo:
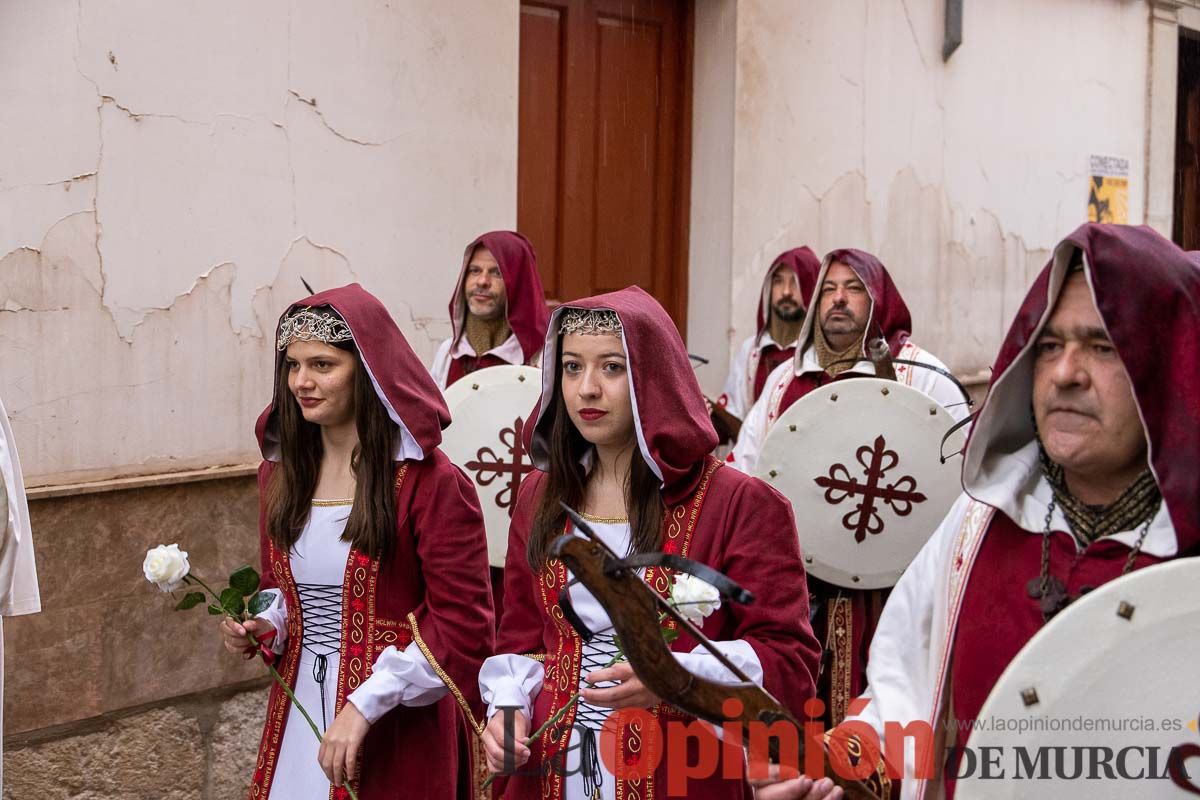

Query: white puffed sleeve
[479,654,545,722]
[347,642,451,723]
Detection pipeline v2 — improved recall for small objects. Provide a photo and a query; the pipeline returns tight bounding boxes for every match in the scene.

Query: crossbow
[551,503,881,799]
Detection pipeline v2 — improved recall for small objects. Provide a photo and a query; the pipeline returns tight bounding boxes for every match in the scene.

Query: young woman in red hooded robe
[218,284,494,799]
[478,286,821,799]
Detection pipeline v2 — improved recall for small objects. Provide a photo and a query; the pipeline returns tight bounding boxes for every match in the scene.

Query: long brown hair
[265,319,399,560]
[527,352,664,568]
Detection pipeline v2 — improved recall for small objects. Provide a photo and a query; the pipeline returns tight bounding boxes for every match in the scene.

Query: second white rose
[670,573,721,626]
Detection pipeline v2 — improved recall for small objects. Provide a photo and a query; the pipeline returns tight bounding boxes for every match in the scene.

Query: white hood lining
[962,242,1159,534]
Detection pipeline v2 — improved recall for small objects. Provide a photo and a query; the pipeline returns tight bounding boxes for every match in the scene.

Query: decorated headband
[276,308,354,351]
[559,307,622,336]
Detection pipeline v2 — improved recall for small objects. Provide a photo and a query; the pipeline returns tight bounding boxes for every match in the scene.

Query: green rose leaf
[207,604,224,616]
[219,586,246,616]
[175,592,206,611]
[662,627,681,645]
[229,565,261,596]
[247,591,273,616]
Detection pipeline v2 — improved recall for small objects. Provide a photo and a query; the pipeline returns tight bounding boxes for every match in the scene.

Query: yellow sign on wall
[1088,155,1129,224]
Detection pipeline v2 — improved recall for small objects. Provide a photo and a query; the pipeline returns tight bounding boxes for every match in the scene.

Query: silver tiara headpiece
[558,307,623,336]
[276,308,354,351]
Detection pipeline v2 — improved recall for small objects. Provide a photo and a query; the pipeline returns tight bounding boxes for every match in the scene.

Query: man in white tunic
[729,247,968,731]
[709,246,821,444]
[731,248,969,476]
[754,223,1200,799]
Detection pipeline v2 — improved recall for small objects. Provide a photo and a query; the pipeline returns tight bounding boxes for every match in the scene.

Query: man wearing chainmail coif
[753,222,1200,800]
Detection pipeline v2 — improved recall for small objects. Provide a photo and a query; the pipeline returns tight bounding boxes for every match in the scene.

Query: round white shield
[440,365,542,568]
[754,378,966,589]
[959,558,1200,799]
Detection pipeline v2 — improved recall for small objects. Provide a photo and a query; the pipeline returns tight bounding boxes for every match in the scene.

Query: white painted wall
[0,0,1170,479]
[0,0,518,483]
[693,0,1155,395]
[687,0,738,393]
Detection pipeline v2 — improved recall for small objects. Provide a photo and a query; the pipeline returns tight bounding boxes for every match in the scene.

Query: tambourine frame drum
[754,378,966,589]
[959,557,1200,799]
[440,365,542,568]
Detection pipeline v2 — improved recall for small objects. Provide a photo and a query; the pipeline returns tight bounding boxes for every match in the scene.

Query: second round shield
[440,365,542,568]
[754,378,966,589]
[959,557,1200,799]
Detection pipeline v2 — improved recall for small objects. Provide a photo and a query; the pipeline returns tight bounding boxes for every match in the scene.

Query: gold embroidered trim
[311,497,354,507]
[615,456,719,800]
[580,511,629,523]
[471,733,491,800]
[407,612,483,734]
[251,543,304,798]
[821,730,892,797]
[519,652,547,661]
[827,596,853,726]
[538,555,581,800]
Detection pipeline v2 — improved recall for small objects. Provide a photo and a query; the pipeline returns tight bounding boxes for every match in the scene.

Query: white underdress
[256,502,448,798]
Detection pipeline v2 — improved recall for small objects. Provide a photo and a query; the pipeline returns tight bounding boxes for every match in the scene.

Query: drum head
[440,365,542,568]
[754,378,965,589]
[960,557,1200,798]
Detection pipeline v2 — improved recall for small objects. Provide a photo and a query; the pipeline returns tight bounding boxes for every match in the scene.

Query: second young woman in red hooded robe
[218,284,494,799]
[478,286,821,799]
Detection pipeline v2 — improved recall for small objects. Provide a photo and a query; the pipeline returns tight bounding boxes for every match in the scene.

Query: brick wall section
[3,475,273,795]
[4,683,269,799]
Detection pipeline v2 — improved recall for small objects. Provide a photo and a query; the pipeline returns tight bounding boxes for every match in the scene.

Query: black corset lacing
[296,582,342,731]
[571,633,622,799]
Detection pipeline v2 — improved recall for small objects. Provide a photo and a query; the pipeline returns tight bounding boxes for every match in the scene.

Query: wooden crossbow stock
[552,503,881,799]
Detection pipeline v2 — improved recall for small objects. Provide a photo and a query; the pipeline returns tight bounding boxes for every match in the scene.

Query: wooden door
[518,0,693,330]
[1175,31,1200,250]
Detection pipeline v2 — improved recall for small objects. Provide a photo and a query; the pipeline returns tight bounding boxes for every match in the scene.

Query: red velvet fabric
[252,457,495,798]
[447,352,511,387]
[526,285,720,505]
[807,577,888,728]
[944,512,1164,798]
[449,230,550,365]
[753,344,796,400]
[496,466,821,800]
[944,223,1200,797]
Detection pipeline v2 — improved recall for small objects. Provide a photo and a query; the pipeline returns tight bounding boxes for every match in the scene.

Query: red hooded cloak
[745,247,822,404]
[249,284,495,799]
[445,231,550,386]
[496,286,821,799]
[943,224,1200,796]
[766,249,917,727]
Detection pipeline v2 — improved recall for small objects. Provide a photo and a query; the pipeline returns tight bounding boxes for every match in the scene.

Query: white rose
[143,544,191,593]
[670,573,721,626]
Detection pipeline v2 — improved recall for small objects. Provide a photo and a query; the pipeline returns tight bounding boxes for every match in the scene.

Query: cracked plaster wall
[0,0,518,484]
[691,0,1152,394]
